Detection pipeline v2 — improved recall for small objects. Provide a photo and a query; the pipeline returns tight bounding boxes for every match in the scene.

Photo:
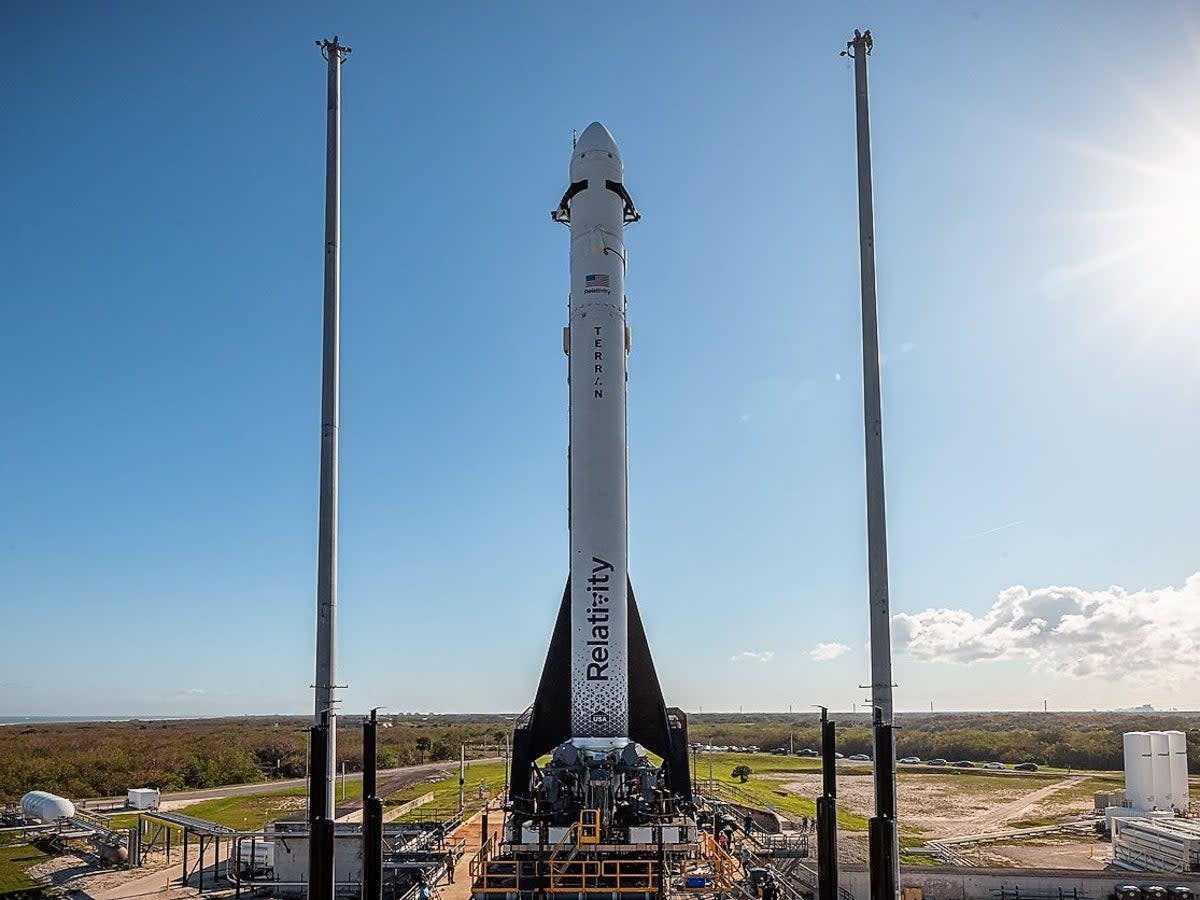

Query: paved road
[81,758,501,808]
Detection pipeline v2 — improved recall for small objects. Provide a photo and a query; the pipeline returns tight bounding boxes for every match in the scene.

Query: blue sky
[5,1,1200,717]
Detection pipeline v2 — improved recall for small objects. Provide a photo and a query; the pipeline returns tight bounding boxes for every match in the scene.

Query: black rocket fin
[627,578,693,806]
[509,577,693,807]
[509,578,572,808]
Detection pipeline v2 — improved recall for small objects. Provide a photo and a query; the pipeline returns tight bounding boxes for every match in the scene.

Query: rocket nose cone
[576,121,619,158]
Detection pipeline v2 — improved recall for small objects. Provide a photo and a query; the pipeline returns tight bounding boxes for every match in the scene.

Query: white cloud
[730,650,775,664]
[894,572,1200,680]
[810,642,850,662]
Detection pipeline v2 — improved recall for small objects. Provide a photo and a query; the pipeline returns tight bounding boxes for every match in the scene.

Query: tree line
[4,710,1196,803]
[689,711,1200,771]
[0,715,511,803]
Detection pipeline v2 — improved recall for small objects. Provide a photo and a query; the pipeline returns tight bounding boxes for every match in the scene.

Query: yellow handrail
[545,856,659,893]
[579,808,601,844]
[468,831,498,878]
[547,821,580,869]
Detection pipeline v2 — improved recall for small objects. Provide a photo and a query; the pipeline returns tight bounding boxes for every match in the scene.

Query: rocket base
[469,578,705,899]
[508,577,693,817]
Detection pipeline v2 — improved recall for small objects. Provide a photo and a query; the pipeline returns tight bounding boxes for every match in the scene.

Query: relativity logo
[585,556,613,680]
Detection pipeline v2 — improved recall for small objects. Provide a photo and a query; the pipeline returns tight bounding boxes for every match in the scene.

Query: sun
[1046,112,1200,344]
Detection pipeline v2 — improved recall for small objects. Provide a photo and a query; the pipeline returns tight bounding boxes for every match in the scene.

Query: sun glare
[1049,119,1200,345]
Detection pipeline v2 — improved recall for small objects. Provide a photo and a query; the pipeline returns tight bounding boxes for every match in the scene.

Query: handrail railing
[469,831,499,878]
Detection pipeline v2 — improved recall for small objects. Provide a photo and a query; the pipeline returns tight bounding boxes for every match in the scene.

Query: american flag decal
[586,273,610,287]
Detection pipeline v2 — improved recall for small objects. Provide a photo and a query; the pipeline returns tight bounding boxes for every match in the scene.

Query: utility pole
[310,34,350,900]
[841,28,898,900]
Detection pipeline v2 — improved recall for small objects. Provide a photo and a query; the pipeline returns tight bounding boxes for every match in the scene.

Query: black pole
[363,711,377,799]
[363,710,383,900]
[309,715,334,900]
[868,707,898,900]
[816,707,839,900]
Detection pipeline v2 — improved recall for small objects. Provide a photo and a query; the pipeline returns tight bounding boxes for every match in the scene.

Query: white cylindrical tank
[21,790,76,823]
[1124,731,1155,810]
[1150,731,1172,810]
[1165,730,1189,811]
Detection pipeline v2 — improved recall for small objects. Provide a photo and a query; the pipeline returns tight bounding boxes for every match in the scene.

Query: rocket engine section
[508,124,692,834]
[532,743,671,829]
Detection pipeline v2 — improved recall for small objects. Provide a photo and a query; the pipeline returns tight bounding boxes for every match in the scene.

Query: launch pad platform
[468,813,754,900]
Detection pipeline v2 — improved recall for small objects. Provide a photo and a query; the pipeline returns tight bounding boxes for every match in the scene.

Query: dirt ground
[776,770,1110,869]
[776,772,1095,838]
[975,836,1110,870]
[26,848,188,899]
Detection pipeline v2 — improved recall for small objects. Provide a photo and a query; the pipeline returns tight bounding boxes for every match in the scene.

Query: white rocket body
[563,123,633,741]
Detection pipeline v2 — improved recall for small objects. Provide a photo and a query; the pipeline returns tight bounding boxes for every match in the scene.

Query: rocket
[508,123,692,807]
[558,122,639,742]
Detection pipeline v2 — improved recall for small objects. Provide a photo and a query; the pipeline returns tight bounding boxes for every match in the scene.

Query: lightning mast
[309,34,350,900]
[842,28,899,900]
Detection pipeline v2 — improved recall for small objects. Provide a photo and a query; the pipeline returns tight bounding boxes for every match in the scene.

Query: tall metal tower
[310,34,350,900]
[842,28,899,900]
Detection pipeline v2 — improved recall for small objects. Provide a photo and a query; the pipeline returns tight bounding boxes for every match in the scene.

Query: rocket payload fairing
[508,123,691,812]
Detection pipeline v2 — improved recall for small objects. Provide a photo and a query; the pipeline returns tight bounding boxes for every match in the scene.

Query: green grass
[696,754,869,831]
[694,752,823,777]
[0,842,52,897]
[158,761,506,831]
[1006,816,1061,829]
[105,812,141,831]
[384,761,507,821]
[903,771,1028,792]
[902,854,945,868]
[175,786,307,830]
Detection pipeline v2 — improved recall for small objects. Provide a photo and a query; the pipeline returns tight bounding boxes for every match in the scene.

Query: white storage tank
[1150,731,1172,810]
[1124,731,1155,810]
[1166,730,1189,811]
[21,790,76,823]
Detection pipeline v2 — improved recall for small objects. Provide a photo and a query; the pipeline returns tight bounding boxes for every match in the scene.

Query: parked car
[899,756,921,764]
[848,753,871,762]
[770,748,789,755]
[834,752,844,759]
[926,758,948,766]
[952,760,975,768]
[983,762,1005,770]
[1014,762,1039,772]
[795,748,819,757]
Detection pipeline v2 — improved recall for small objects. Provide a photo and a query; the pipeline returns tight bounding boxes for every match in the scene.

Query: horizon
[2,706,1194,724]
